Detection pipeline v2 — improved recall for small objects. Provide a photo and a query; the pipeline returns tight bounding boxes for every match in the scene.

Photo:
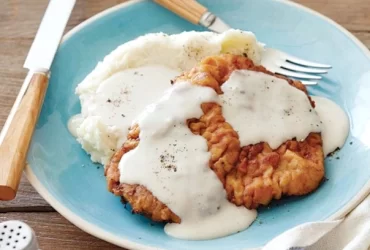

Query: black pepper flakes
[159,150,177,172]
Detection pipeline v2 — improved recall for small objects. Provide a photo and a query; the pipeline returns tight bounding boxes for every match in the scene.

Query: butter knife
[0,0,75,200]
[154,0,230,33]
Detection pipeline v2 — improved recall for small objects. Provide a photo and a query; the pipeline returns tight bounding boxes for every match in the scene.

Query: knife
[0,0,75,201]
[154,0,230,33]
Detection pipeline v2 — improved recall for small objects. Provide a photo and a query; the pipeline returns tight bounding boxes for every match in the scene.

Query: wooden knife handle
[0,72,48,201]
[154,0,208,24]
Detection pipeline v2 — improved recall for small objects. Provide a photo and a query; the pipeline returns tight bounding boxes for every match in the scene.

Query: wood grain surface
[154,0,208,24]
[0,0,369,249]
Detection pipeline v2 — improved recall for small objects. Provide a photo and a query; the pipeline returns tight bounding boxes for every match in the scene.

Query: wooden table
[0,0,369,249]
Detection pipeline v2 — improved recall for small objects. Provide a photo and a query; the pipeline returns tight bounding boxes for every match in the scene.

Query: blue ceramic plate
[26,0,370,249]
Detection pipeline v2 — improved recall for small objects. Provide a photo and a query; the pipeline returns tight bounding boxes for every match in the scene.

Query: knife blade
[24,0,75,71]
[0,0,75,201]
[199,12,231,34]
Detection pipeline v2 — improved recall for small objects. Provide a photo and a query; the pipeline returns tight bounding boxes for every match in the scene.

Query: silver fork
[154,0,332,85]
[261,48,331,85]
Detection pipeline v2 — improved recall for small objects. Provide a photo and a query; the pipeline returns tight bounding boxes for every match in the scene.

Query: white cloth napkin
[256,194,370,250]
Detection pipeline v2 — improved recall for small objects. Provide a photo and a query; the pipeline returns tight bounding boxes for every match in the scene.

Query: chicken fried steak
[105,54,324,222]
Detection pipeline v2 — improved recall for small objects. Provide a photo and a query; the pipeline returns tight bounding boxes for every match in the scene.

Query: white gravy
[67,65,179,161]
[80,65,179,128]
[221,70,322,149]
[119,82,257,240]
[67,114,83,138]
[311,96,349,156]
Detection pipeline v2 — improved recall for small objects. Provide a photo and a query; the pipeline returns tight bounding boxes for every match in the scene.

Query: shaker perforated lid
[0,221,38,250]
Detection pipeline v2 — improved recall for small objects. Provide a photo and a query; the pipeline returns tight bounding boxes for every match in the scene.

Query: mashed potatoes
[69,29,264,164]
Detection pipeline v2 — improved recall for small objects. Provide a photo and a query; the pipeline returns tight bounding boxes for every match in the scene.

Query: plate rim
[25,0,370,249]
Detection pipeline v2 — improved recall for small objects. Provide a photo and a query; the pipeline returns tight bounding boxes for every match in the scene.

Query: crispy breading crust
[225,133,323,208]
[105,125,181,223]
[105,54,324,222]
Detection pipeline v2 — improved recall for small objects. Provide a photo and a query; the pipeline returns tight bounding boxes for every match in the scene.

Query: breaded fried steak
[105,54,324,223]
